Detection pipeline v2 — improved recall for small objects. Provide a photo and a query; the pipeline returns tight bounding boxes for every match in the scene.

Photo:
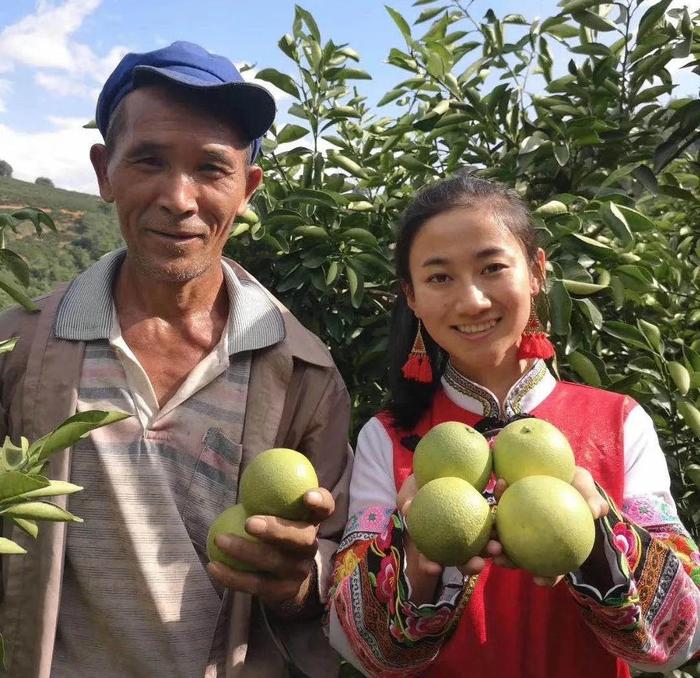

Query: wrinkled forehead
[113,85,249,151]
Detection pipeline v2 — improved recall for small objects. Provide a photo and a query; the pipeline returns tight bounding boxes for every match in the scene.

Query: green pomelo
[496,475,595,577]
[239,448,318,521]
[206,503,259,572]
[493,418,575,485]
[414,421,491,491]
[406,477,493,566]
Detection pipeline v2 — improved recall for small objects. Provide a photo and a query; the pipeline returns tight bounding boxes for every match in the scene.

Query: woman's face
[405,205,545,382]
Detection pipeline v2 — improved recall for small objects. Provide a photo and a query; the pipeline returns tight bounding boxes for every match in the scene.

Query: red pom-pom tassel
[402,352,433,383]
[517,332,555,360]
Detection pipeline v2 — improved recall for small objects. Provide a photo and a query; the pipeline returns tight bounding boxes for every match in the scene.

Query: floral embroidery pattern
[331,506,471,676]
[567,487,700,665]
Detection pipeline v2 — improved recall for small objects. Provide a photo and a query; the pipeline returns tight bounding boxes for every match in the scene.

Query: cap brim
[133,66,276,142]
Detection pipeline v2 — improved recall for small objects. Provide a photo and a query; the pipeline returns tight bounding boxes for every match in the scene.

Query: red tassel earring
[517,300,555,360]
[402,320,433,383]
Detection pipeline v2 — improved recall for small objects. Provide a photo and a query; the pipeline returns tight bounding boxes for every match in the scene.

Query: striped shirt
[50,250,285,678]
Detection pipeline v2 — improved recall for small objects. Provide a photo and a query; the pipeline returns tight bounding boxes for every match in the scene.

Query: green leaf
[29,410,131,462]
[612,205,654,232]
[325,261,339,285]
[294,5,321,41]
[386,6,412,41]
[0,472,49,502]
[293,225,330,239]
[562,279,607,296]
[10,517,37,539]
[0,537,26,554]
[11,208,56,234]
[276,124,309,144]
[0,337,17,354]
[535,200,568,216]
[570,234,614,256]
[678,401,700,439]
[281,188,341,207]
[324,67,372,80]
[0,271,37,311]
[637,0,672,41]
[0,249,30,287]
[341,228,378,246]
[668,361,691,396]
[377,88,406,106]
[549,280,572,336]
[553,145,570,167]
[568,351,602,387]
[328,152,370,179]
[600,202,634,247]
[254,68,300,98]
[415,6,447,23]
[0,501,83,523]
[602,321,651,352]
[638,319,662,352]
[572,10,617,31]
[11,480,83,501]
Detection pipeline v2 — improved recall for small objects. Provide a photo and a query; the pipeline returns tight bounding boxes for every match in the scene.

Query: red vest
[378,381,636,678]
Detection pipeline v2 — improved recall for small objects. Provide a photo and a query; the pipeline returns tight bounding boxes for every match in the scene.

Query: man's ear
[402,280,418,316]
[236,165,263,216]
[530,248,547,296]
[90,144,114,203]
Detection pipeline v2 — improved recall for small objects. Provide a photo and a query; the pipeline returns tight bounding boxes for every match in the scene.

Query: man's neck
[113,256,227,323]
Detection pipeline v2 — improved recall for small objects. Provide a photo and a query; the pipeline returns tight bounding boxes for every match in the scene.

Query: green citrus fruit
[493,418,575,484]
[406,477,493,566]
[496,475,595,577]
[206,503,259,572]
[414,421,491,491]
[239,448,318,521]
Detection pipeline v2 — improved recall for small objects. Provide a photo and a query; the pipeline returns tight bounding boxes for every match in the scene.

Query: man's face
[91,86,262,282]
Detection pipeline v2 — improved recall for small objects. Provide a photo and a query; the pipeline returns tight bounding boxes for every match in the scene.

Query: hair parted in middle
[386,169,547,430]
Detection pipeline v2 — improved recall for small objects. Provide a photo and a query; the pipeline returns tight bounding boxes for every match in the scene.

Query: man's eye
[136,156,162,167]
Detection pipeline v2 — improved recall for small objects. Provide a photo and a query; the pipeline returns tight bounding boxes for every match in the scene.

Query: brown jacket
[0,260,353,678]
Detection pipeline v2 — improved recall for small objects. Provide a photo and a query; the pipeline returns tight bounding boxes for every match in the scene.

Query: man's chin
[129,253,211,283]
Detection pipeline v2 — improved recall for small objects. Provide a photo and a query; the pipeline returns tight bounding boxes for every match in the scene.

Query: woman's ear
[530,248,547,296]
[402,280,419,316]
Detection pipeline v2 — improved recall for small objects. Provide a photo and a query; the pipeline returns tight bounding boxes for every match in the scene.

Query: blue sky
[0,0,696,194]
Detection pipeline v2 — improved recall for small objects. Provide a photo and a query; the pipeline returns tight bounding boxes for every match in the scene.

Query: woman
[328,173,700,677]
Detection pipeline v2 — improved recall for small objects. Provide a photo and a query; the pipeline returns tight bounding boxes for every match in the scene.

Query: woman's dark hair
[386,170,544,430]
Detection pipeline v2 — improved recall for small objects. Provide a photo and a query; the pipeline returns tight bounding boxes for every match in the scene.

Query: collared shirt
[50,249,285,678]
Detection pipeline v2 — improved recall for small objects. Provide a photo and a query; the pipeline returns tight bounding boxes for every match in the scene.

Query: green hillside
[0,177,124,309]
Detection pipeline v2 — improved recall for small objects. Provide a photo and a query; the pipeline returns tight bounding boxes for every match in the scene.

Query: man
[0,41,352,677]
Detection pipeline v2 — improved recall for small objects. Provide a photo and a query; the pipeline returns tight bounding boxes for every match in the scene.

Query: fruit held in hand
[496,475,595,577]
[406,477,492,566]
[239,448,318,521]
[206,503,259,572]
[414,421,491,491]
[493,419,575,485]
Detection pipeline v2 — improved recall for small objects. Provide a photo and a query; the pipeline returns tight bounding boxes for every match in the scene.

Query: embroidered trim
[506,359,548,417]
[443,361,499,416]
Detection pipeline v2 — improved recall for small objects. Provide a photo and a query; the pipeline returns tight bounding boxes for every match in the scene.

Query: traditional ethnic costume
[329,359,700,677]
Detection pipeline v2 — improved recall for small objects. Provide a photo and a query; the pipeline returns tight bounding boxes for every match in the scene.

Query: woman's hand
[493,467,609,587]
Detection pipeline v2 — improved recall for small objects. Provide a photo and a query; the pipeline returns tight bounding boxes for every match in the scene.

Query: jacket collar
[441,358,556,418]
[53,249,332,367]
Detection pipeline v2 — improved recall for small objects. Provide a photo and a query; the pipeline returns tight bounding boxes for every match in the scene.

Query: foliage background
[1,1,699,674]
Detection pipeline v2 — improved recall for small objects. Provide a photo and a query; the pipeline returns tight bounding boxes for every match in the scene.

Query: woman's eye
[483,263,507,274]
[427,273,450,284]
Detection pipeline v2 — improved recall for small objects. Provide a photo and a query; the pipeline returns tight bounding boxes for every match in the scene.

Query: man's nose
[157,172,198,217]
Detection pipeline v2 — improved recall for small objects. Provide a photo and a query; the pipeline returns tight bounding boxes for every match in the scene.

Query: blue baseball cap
[96,41,275,160]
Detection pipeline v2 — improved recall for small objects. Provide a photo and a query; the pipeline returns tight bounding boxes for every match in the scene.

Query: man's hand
[206,488,335,610]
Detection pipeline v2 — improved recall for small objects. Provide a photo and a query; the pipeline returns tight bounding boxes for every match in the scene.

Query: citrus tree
[226,0,700,544]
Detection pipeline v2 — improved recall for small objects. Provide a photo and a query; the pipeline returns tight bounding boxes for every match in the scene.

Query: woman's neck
[448,356,532,407]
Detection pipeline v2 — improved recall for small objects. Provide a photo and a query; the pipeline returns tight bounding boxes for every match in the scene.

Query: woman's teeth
[456,319,497,334]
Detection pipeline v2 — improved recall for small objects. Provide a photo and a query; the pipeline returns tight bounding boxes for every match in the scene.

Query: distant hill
[0,177,124,309]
